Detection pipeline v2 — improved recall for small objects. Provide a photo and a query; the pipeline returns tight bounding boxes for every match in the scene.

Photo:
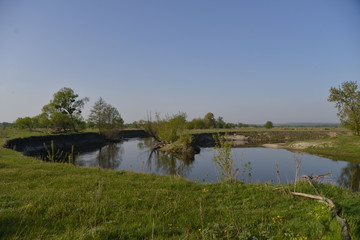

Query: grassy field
[1,128,360,239]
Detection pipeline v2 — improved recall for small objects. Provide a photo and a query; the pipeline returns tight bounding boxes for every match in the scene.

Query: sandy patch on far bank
[288,141,333,150]
[262,143,285,149]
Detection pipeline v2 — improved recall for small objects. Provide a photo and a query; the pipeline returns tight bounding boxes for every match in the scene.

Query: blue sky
[1,0,359,124]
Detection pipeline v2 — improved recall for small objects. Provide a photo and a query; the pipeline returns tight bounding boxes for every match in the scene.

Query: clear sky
[1,0,359,124]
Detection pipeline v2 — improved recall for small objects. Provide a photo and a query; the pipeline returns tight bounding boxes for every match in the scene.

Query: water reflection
[77,138,194,177]
[147,150,194,177]
[338,163,360,191]
[76,138,355,188]
[97,143,124,169]
[77,142,124,169]
[137,137,155,150]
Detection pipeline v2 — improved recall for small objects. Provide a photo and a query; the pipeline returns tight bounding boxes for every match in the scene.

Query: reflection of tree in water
[135,137,195,177]
[338,163,360,191]
[97,143,124,169]
[137,138,156,150]
[147,150,194,178]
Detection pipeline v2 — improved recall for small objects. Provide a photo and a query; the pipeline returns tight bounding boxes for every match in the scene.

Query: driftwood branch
[291,174,351,240]
[290,192,335,208]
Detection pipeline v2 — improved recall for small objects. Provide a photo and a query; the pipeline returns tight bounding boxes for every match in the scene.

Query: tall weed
[43,140,75,163]
[213,133,239,183]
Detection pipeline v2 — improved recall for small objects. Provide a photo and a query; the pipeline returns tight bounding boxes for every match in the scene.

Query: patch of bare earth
[289,141,333,150]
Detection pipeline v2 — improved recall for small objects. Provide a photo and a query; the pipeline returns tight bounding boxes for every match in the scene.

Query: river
[75,138,360,191]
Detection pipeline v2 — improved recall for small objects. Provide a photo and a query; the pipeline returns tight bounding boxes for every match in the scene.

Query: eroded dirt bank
[4,133,107,155]
[4,130,151,156]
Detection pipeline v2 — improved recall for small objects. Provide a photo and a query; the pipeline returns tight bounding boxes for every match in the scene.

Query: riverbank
[287,135,360,163]
[3,128,355,163]
[4,132,107,156]
[2,130,149,156]
[1,143,359,239]
[191,128,349,147]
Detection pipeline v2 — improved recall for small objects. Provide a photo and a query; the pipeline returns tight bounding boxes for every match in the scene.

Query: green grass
[2,148,360,239]
[1,129,360,239]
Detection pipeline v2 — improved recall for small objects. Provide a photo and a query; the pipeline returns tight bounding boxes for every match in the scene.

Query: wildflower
[23,203,33,209]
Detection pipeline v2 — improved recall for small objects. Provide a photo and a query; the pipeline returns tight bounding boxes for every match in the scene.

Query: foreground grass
[1,128,360,239]
[1,146,360,239]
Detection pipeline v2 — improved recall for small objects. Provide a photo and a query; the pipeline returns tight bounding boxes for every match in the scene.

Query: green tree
[88,97,124,138]
[14,117,35,130]
[88,97,107,131]
[144,112,188,143]
[216,116,226,128]
[33,113,52,129]
[204,112,216,129]
[264,121,274,129]
[157,113,187,143]
[42,87,88,132]
[328,81,360,135]
[187,118,206,129]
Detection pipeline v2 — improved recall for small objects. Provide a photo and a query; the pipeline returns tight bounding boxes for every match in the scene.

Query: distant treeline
[3,87,258,134]
[0,122,11,127]
[123,112,256,130]
[7,112,256,131]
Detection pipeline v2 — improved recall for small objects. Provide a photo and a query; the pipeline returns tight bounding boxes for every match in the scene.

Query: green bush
[145,112,187,144]
[264,121,274,129]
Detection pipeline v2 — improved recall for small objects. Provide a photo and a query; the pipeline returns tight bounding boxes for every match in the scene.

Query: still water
[75,138,360,190]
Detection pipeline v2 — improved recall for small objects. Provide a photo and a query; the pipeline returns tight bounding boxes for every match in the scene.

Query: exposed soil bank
[118,130,150,138]
[4,133,107,156]
[4,130,150,156]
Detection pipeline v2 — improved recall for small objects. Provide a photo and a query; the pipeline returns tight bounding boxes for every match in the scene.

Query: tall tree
[88,97,123,138]
[204,112,216,129]
[42,87,88,132]
[328,81,360,135]
[216,116,226,129]
[88,97,108,131]
[264,121,274,129]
